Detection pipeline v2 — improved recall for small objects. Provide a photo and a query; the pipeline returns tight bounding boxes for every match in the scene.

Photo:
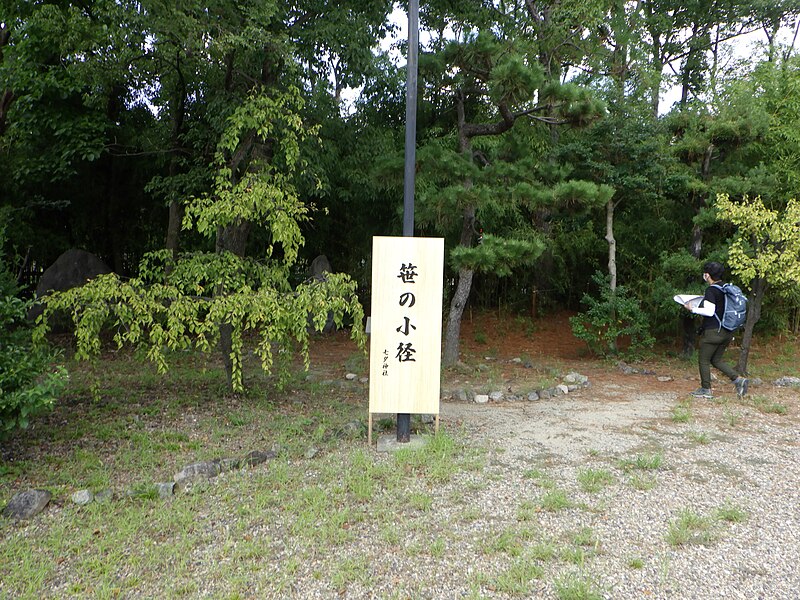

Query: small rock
[556,384,569,395]
[527,391,539,401]
[774,376,800,387]
[218,458,241,472]
[421,414,435,424]
[155,482,175,499]
[563,372,589,385]
[539,389,551,399]
[304,447,319,459]
[657,376,673,382]
[456,389,469,402]
[511,357,522,363]
[94,490,113,503]
[567,385,579,392]
[474,394,489,404]
[618,362,638,375]
[2,490,51,520]
[71,490,93,506]
[337,420,364,438]
[345,373,358,380]
[489,391,504,402]
[359,377,369,384]
[174,461,221,485]
[243,450,277,467]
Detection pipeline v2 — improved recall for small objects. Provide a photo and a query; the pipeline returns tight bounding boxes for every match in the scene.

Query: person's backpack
[711,283,748,331]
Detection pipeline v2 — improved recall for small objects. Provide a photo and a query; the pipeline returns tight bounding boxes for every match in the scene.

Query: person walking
[684,261,749,399]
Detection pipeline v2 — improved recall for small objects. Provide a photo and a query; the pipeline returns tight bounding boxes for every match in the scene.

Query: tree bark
[443,267,474,366]
[165,51,187,263]
[443,201,476,365]
[216,219,251,388]
[737,276,766,375]
[606,199,617,291]
[605,198,619,353]
[442,93,477,366]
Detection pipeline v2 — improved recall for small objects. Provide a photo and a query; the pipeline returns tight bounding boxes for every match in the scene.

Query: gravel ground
[290,379,800,599]
[3,372,797,599]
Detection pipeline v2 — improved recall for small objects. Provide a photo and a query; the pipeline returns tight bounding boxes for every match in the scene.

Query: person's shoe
[734,376,749,398]
[690,387,713,399]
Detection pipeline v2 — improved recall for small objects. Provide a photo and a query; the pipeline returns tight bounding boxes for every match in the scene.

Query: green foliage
[0,216,66,434]
[449,234,544,276]
[34,90,365,393]
[570,272,655,357]
[715,194,800,293]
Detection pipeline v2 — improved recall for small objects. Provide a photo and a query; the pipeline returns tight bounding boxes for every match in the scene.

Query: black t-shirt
[699,283,725,331]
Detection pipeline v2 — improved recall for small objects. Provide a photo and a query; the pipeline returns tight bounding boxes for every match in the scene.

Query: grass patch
[671,402,693,423]
[666,509,716,546]
[490,557,544,594]
[537,488,573,512]
[482,529,525,557]
[627,556,645,569]
[517,499,538,522]
[553,573,604,600]
[576,468,614,493]
[751,396,788,415]
[628,473,657,491]
[523,468,555,488]
[687,430,711,444]
[618,452,663,473]
[715,501,747,523]
[723,408,741,427]
[330,555,372,593]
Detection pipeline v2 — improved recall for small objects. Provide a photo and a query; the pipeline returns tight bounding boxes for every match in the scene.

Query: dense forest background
[2,0,800,352]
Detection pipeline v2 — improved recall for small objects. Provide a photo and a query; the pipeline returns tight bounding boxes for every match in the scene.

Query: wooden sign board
[368,236,444,415]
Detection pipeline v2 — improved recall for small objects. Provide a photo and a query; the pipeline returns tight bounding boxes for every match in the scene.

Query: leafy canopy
[34,89,365,392]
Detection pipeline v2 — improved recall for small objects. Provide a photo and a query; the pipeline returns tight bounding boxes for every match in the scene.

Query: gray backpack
[711,283,748,331]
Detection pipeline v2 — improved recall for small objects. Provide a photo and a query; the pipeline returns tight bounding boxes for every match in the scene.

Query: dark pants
[698,328,739,389]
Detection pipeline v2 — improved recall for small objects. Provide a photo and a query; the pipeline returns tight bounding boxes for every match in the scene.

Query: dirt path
[442,386,676,460]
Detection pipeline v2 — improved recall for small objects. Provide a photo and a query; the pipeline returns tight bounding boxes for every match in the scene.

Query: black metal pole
[398,0,419,443]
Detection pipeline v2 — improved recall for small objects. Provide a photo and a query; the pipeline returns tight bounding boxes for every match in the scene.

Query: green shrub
[570,272,655,358]
[0,225,66,434]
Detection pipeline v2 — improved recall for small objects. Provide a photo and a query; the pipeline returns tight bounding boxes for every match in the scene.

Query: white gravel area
[284,382,800,599]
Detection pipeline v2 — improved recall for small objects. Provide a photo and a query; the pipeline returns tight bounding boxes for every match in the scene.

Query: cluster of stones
[2,419,368,522]
[1,449,278,521]
[443,371,590,404]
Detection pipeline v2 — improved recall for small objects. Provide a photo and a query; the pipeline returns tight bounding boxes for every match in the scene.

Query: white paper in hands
[674,294,703,309]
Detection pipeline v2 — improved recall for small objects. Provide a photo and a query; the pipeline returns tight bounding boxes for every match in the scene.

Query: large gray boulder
[28,249,112,322]
[308,254,336,334]
[2,489,51,520]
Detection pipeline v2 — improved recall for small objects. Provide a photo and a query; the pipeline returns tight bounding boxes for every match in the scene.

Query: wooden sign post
[368,236,444,445]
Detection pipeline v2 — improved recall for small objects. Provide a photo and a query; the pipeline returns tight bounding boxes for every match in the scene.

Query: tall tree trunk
[606,199,617,291]
[102,86,126,274]
[737,276,767,375]
[443,267,474,366]
[442,94,476,366]
[216,219,251,388]
[443,202,476,366]
[165,51,187,263]
[605,198,618,353]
